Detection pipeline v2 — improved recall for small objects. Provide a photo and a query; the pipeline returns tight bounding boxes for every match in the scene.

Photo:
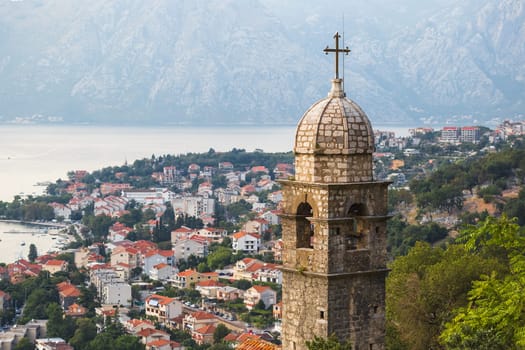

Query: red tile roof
[223,333,239,342]
[153,263,170,270]
[136,328,169,337]
[251,285,272,293]
[158,250,174,257]
[237,339,279,350]
[59,286,81,298]
[237,333,261,343]
[146,339,170,347]
[246,263,265,273]
[178,269,198,277]
[196,280,224,288]
[194,324,216,335]
[190,311,216,320]
[45,259,67,266]
[233,231,260,240]
[173,227,194,233]
[146,294,176,306]
[127,318,154,328]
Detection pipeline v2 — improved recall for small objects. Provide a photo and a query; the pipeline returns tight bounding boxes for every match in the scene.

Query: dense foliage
[410,144,525,217]
[305,334,352,350]
[387,216,448,256]
[387,216,525,349]
[82,149,293,187]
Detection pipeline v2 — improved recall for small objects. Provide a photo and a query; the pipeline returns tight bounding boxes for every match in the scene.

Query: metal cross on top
[323,32,350,79]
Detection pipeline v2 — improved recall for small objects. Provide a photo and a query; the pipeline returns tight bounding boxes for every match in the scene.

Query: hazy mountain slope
[391,0,525,123]
[0,0,523,126]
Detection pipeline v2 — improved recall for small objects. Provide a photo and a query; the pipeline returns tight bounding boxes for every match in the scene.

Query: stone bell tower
[280,33,389,350]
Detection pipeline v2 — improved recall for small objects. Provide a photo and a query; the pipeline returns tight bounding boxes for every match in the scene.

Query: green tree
[213,323,231,344]
[22,202,55,221]
[85,333,114,350]
[83,214,113,240]
[207,246,235,270]
[14,338,34,350]
[28,243,38,262]
[387,241,500,350]
[21,283,59,322]
[305,334,352,350]
[440,216,525,349]
[114,334,145,350]
[46,302,77,341]
[209,344,232,350]
[233,279,252,291]
[388,188,413,212]
[69,318,97,350]
[226,200,252,220]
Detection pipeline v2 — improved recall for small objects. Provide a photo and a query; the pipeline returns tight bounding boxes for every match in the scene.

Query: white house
[102,282,132,306]
[171,226,196,244]
[49,202,72,220]
[143,250,175,273]
[108,222,133,242]
[145,294,183,324]
[150,263,176,281]
[195,280,225,299]
[197,182,213,197]
[243,219,269,235]
[110,245,140,269]
[121,188,174,204]
[244,285,277,310]
[35,338,72,350]
[216,286,244,301]
[172,195,215,218]
[256,264,282,284]
[124,318,156,334]
[196,227,228,243]
[232,231,261,253]
[94,196,128,217]
[172,237,208,261]
[260,210,281,226]
[268,191,283,204]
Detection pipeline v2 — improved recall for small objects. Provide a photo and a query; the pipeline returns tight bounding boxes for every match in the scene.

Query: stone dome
[294,79,374,155]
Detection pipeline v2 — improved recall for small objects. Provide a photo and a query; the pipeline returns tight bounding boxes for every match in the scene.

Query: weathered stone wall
[280,179,389,350]
[281,269,386,350]
[331,273,386,350]
[280,181,389,273]
[294,85,374,161]
[280,181,388,219]
[295,154,373,183]
[281,270,329,350]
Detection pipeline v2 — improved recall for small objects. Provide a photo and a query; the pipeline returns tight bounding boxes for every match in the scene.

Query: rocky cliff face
[0,0,523,126]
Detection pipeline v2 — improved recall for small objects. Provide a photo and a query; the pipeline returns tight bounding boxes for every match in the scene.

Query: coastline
[0,219,68,229]
[0,220,73,264]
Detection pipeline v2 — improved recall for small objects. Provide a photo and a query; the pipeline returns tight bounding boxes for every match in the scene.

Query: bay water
[0,124,410,202]
[0,221,65,264]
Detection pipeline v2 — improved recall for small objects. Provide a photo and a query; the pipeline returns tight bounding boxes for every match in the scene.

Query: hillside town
[1,119,525,350]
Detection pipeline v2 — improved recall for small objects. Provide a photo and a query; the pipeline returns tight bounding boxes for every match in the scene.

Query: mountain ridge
[0,0,523,126]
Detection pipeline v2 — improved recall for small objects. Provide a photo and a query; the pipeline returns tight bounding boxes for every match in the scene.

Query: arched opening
[296,202,314,249]
[347,203,368,250]
[349,203,367,216]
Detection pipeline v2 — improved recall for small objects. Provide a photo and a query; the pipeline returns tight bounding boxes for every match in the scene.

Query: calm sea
[0,221,64,264]
[0,124,410,202]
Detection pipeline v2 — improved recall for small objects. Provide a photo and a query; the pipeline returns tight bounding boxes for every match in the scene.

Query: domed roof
[294,79,374,155]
